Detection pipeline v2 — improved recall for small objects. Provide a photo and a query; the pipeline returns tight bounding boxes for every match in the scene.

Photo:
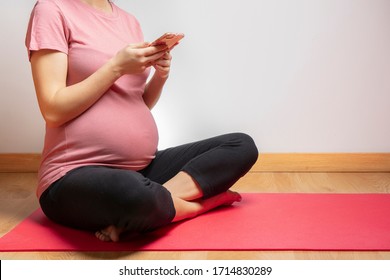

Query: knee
[116,176,172,214]
[118,177,175,231]
[129,188,175,232]
[236,132,258,158]
[233,132,259,168]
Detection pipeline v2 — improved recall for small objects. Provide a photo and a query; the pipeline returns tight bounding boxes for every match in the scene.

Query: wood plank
[232,172,390,193]
[1,153,390,173]
[251,153,390,172]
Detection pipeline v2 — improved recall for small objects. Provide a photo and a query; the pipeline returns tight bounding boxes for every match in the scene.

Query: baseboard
[0,154,41,173]
[1,153,389,173]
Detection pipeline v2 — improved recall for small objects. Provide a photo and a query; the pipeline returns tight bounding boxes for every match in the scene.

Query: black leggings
[39,133,258,233]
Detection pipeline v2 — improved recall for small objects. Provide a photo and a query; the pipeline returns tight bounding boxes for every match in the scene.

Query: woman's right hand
[110,42,168,76]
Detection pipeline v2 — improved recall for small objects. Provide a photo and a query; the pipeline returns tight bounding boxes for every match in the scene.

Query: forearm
[143,73,168,109]
[47,61,120,126]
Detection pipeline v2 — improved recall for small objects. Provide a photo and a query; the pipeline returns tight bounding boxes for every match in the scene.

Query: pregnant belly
[63,100,159,169]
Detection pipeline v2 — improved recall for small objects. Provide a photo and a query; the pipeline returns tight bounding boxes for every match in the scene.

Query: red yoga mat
[1,193,390,252]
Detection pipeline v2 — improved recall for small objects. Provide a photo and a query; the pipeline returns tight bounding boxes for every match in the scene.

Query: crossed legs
[96,171,242,242]
[40,133,258,242]
[95,133,258,242]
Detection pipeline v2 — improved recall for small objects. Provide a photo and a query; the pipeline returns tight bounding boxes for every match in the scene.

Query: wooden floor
[1,171,390,260]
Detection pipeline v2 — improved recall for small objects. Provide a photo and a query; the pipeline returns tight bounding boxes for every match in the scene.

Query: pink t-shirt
[26,0,159,198]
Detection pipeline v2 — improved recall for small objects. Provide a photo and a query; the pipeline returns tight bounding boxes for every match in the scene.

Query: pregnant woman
[26,0,258,242]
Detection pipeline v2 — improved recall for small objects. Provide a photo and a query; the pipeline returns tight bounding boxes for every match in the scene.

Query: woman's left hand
[153,51,172,79]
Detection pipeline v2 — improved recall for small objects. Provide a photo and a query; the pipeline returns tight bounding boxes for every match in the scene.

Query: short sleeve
[25,1,69,60]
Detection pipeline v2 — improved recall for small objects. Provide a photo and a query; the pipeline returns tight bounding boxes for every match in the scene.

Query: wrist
[153,72,169,83]
[154,71,169,81]
[107,58,124,79]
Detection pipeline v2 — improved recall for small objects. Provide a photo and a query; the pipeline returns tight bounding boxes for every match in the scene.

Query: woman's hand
[142,51,173,109]
[110,43,168,76]
[152,51,172,79]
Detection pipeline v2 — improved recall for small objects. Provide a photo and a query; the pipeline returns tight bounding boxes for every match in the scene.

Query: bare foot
[172,190,242,222]
[95,225,123,242]
[201,190,242,209]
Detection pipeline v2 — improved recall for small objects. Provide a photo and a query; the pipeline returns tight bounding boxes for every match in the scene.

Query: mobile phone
[150,32,185,49]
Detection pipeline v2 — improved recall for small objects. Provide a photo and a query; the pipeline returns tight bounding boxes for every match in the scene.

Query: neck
[80,0,112,13]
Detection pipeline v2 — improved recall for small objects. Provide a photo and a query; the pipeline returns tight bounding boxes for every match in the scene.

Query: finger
[162,52,172,60]
[129,42,150,49]
[153,53,171,65]
[154,64,170,73]
[143,45,169,57]
[144,51,169,66]
[155,58,171,67]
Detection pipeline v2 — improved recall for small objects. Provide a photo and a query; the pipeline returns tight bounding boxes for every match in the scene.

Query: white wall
[1,0,389,153]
